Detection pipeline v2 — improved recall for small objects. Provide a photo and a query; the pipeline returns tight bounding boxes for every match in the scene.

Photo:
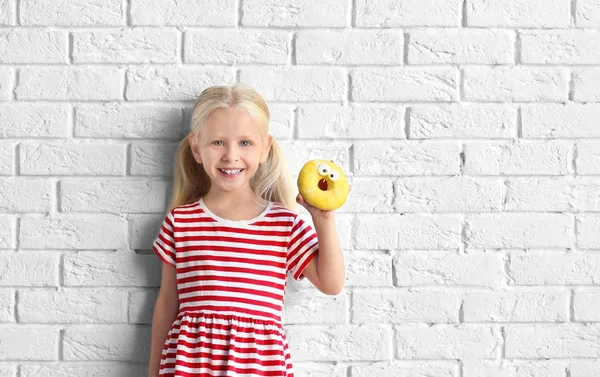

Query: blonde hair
[168,84,297,212]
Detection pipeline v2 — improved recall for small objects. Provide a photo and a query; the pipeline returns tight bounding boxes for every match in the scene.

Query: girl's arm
[148,263,179,377]
[296,194,345,295]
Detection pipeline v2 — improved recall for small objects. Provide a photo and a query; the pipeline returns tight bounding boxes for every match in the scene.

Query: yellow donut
[297,160,350,211]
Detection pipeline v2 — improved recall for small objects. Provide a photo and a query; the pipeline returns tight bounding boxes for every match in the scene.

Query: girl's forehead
[201,107,264,136]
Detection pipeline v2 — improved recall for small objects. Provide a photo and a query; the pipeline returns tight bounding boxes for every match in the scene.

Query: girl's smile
[217,168,244,177]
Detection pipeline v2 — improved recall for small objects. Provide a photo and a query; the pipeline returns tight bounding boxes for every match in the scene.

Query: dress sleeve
[287,215,319,281]
[152,209,176,266]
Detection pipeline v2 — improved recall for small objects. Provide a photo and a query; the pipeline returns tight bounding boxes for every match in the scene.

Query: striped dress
[152,198,319,377]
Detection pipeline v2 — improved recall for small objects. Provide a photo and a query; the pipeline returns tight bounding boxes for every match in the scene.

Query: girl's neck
[202,189,267,208]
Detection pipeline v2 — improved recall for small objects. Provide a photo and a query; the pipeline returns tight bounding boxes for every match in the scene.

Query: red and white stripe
[152,199,318,377]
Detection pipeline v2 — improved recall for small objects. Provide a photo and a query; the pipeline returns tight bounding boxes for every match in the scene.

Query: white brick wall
[1,0,599,376]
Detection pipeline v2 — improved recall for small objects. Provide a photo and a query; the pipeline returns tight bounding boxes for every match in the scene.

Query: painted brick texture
[0,0,599,376]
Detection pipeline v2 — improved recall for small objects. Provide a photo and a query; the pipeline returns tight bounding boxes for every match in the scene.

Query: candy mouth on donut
[318,178,328,191]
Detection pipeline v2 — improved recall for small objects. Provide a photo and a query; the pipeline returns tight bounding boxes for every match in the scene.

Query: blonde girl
[148,84,345,377]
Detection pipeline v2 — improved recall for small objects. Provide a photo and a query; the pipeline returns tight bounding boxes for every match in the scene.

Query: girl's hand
[296,193,335,221]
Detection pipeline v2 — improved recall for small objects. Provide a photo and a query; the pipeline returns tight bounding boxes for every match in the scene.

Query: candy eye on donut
[329,170,340,181]
[317,164,330,176]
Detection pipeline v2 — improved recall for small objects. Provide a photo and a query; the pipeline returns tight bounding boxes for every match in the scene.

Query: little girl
[148,84,345,377]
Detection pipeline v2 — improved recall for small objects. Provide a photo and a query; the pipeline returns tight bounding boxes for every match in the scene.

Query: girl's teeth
[220,169,242,174]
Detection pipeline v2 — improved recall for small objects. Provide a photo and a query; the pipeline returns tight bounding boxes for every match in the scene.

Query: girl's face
[189,107,271,198]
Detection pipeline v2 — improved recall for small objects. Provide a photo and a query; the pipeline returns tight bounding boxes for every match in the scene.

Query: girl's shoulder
[167,199,202,218]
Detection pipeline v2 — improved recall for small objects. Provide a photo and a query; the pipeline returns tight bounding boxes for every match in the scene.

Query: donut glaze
[297,160,349,210]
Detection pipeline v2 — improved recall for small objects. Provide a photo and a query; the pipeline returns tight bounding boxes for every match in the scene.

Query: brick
[505,324,600,358]
[0,30,66,63]
[126,66,233,101]
[0,289,14,322]
[576,0,600,27]
[60,179,169,213]
[0,67,11,100]
[185,29,288,64]
[75,104,183,139]
[283,291,347,324]
[0,141,14,175]
[352,67,457,101]
[265,105,293,140]
[463,289,568,322]
[294,363,346,377]
[509,250,600,285]
[334,214,352,250]
[571,361,600,377]
[408,29,513,64]
[242,0,348,27]
[463,67,568,102]
[340,177,393,213]
[129,289,158,324]
[573,68,600,102]
[465,214,573,248]
[467,0,570,27]
[0,216,14,248]
[131,0,235,26]
[356,0,461,27]
[394,250,505,286]
[239,67,345,102]
[16,67,122,101]
[63,325,151,361]
[20,0,123,26]
[0,104,69,137]
[20,141,125,175]
[129,141,179,176]
[345,251,393,287]
[577,141,600,175]
[0,178,51,212]
[505,177,600,212]
[18,289,127,323]
[574,289,600,321]
[0,0,14,25]
[20,365,147,377]
[464,141,572,175]
[128,213,166,250]
[395,324,500,358]
[577,215,600,249]
[279,140,349,176]
[64,251,161,287]
[463,359,565,377]
[73,28,178,64]
[0,252,57,286]
[521,30,600,64]
[286,325,390,361]
[352,288,459,323]
[522,104,600,138]
[354,141,460,176]
[298,105,404,139]
[296,30,402,65]
[352,361,456,377]
[0,328,57,360]
[20,214,124,249]
[394,177,504,213]
[355,214,461,249]
[411,104,516,139]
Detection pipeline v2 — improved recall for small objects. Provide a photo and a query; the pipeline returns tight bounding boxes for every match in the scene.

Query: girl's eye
[241,140,251,146]
[213,141,223,146]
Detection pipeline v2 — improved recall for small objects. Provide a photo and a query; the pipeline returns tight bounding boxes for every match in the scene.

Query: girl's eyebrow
[210,134,257,140]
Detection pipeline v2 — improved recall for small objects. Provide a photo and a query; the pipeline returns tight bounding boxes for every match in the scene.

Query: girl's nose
[223,146,239,161]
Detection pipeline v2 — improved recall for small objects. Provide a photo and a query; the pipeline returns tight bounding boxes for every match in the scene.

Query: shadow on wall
[125,105,192,374]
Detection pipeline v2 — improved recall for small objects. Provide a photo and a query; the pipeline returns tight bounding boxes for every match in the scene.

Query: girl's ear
[189,134,202,164]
